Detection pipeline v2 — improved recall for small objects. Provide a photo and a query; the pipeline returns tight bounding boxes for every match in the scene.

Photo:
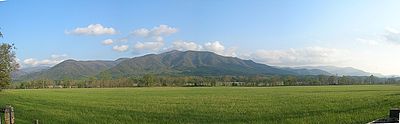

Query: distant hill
[17,50,332,80]
[278,67,332,76]
[12,66,50,79]
[297,66,383,76]
[18,60,120,80]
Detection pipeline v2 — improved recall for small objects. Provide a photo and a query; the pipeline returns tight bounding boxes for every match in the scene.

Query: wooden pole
[10,107,14,124]
[4,105,14,124]
[4,107,9,124]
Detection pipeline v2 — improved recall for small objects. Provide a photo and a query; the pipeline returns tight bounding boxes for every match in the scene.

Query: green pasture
[0,85,399,124]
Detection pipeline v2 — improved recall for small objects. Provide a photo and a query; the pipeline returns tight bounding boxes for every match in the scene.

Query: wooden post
[390,108,400,120]
[4,107,9,124]
[4,105,14,124]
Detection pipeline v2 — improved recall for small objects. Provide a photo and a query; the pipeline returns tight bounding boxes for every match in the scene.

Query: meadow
[0,85,399,124]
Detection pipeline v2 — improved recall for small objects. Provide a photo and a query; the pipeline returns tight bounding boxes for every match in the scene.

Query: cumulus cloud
[204,41,225,54]
[202,41,237,56]
[112,45,129,52]
[134,42,164,51]
[133,36,166,51]
[132,25,178,37]
[223,47,238,57]
[151,25,178,36]
[166,40,236,56]
[66,24,117,35]
[102,39,114,45]
[130,25,178,52]
[250,47,349,66]
[132,28,150,37]
[23,54,69,67]
[171,41,201,51]
[101,25,236,55]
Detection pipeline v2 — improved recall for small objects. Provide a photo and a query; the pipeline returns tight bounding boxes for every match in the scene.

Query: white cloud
[204,41,225,54]
[171,41,201,51]
[151,25,178,36]
[130,25,178,52]
[223,47,238,57]
[154,36,163,42]
[202,41,238,56]
[102,39,114,45]
[112,45,129,52]
[23,58,37,65]
[134,42,164,51]
[167,40,236,56]
[101,25,235,56]
[132,25,178,37]
[250,47,349,66]
[66,24,117,35]
[132,28,150,37]
[23,54,69,67]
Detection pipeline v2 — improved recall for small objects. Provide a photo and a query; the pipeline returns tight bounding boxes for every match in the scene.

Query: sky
[1,0,400,75]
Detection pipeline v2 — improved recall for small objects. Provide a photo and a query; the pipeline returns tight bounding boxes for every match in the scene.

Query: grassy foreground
[0,85,399,124]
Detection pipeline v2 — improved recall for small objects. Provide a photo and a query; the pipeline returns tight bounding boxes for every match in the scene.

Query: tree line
[8,74,400,89]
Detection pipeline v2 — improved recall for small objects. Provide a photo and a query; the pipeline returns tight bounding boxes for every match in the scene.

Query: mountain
[12,66,50,79]
[19,59,120,80]
[103,50,330,77]
[278,67,332,76]
[297,66,380,76]
[18,50,332,80]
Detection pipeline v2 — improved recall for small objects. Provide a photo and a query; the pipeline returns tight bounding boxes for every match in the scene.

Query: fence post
[4,105,14,124]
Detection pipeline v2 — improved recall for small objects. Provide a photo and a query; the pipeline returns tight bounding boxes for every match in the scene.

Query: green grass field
[1,85,399,124]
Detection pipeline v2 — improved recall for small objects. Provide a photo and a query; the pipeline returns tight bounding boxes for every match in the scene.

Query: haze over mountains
[296,66,385,77]
[13,50,387,81]
[12,66,50,78]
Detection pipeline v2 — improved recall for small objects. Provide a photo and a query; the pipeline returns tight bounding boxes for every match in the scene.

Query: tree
[0,43,19,90]
[142,74,156,87]
[328,75,338,85]
[368,75,376,84]
[0,28,19,90]
[284,76,297,86]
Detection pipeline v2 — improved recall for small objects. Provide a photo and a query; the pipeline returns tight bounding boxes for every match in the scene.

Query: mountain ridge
[295,66,385,77]
[17,59,121,80]
[17,50,372,81]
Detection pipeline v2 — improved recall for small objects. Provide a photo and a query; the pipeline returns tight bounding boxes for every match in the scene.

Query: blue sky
[2,0,400,75]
